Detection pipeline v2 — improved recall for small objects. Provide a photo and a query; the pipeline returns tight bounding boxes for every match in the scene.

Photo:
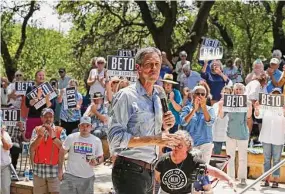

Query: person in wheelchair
[155,130,234,194]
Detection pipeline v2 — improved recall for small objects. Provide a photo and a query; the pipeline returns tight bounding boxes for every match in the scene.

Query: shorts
[60,173,95,194]
[33,175,60,194]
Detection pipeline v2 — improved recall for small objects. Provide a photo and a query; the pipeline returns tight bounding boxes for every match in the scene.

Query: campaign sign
[259,93,285,114]
[1,109,20,126]
[223,95,248,112]
[107,55,137,78]
[199,38,223,60]
[117,49,136,57]
[26,82,57,110]
[63,87,77,110]
[15,81,34,95]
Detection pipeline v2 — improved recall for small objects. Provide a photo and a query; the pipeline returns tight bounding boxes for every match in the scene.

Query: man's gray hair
[182,63,191,71]
[135,47,162,66]
[272,49,282,58]
[174,130,193,150]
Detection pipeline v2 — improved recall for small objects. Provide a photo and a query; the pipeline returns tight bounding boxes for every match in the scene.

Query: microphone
[159,91,169,113]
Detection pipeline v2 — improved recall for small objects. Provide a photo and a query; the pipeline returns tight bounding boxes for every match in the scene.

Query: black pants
[10,146,22,170]
[112,157,154,194]
[60,120,80,136]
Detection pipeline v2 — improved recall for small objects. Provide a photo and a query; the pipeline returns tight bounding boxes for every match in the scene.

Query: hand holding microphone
[159,91,175,130]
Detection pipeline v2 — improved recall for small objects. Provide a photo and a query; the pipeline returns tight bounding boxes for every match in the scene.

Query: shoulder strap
[55,126,63,138]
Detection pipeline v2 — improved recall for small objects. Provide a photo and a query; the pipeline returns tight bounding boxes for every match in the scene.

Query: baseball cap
[41,108,54,116]
[270,58,280,65]
[271,88,282,94]
[79,116,91,125]
[90,92,104,100]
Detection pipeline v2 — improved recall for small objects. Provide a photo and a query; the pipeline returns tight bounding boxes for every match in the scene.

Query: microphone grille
[158,91,167,99]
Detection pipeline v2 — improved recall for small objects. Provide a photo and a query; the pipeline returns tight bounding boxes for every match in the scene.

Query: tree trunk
[272,1,285,54]
[176,1,215,62]
[1,1,37,82]
[136,1,177,60]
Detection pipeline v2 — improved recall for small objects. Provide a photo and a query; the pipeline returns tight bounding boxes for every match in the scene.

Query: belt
[117,156,154,171]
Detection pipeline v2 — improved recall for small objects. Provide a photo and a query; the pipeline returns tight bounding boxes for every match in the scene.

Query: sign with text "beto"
[1,109,20,126]
[259,93,285,114]
[63,87,77,110]
[117,49,136,57]
[223,95,248,112]
[26,82,57,110]
[15,81,34,95]
[199,38,223,60]
[107,55,137,78]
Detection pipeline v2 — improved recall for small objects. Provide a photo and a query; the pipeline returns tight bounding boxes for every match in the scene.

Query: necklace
[171,153,186,170]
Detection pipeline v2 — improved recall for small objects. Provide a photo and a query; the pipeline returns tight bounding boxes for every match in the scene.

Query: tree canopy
[1,0,285,91]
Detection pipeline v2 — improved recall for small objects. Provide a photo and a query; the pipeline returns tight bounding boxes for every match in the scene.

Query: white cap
[192,86,206,94]
[270,58,280,65]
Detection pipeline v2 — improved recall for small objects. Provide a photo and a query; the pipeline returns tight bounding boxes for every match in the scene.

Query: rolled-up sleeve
[180,105,191,127]
[205,107,216,126]
[107,91,132,152]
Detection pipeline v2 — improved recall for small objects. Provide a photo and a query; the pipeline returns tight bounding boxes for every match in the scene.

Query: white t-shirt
[245,80,267,100]
[89,69,105,95]
[1,131,12,166]
[212,102,228,142]
[175,61,190,82]
[62,132,103,178]
[7,83,22,108]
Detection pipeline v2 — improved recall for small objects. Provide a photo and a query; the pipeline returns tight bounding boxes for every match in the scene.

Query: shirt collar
[136,80,159,97]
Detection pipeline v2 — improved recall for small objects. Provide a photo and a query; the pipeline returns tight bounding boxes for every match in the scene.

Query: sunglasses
[58,71,64,73]
[195,92,206,96]
[16,74,22,77]
[97,62,104,64]
[113,81,120,84]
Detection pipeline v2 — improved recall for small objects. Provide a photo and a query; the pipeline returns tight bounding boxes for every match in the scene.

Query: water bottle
[250,139,254,148]
[29,169,33,180]
[24,168,29,181]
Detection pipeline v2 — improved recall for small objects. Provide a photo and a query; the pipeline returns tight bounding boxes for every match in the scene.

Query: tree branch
[14,0,37,61]
[135,1,157,35]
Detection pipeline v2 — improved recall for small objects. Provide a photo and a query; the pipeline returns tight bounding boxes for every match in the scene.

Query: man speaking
[108,47,181,194]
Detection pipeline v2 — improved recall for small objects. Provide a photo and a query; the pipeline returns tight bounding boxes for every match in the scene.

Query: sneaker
[261,180,270,187]
[240,179,247,186]
[272,182,279,188]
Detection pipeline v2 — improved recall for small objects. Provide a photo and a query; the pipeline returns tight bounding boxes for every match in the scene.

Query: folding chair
[209,154,231,188]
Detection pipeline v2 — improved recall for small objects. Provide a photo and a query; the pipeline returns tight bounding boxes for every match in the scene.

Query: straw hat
[161,74,178,84]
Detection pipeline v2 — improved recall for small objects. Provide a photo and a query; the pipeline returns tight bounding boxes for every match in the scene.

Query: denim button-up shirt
[180,104,215,146]
[107,81,163,164]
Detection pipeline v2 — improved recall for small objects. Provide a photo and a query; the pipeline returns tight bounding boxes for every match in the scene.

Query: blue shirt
[84,103,108,130]
[160,65,172,79]
[107,81,163,163]
[267,69,282,93]
[180,104,215,146]
[60,92,82,122]
[168,89,182,125]
[180,71,202,90]
[201,72,229,101]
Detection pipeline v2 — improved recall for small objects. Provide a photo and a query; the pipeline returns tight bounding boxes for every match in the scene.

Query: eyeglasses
[16,74,22,77]
[58,71,64,74]
[195,92,206,96]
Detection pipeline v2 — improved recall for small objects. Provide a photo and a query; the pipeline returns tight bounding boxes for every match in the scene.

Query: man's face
[163,82,173,93]
[270,63,279,70]
[41,113,54,125]
[79,123,92,135]
[58,70,66,78]
[137,53,161,83]
[183,69,190,77]
[93,98,103,105]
